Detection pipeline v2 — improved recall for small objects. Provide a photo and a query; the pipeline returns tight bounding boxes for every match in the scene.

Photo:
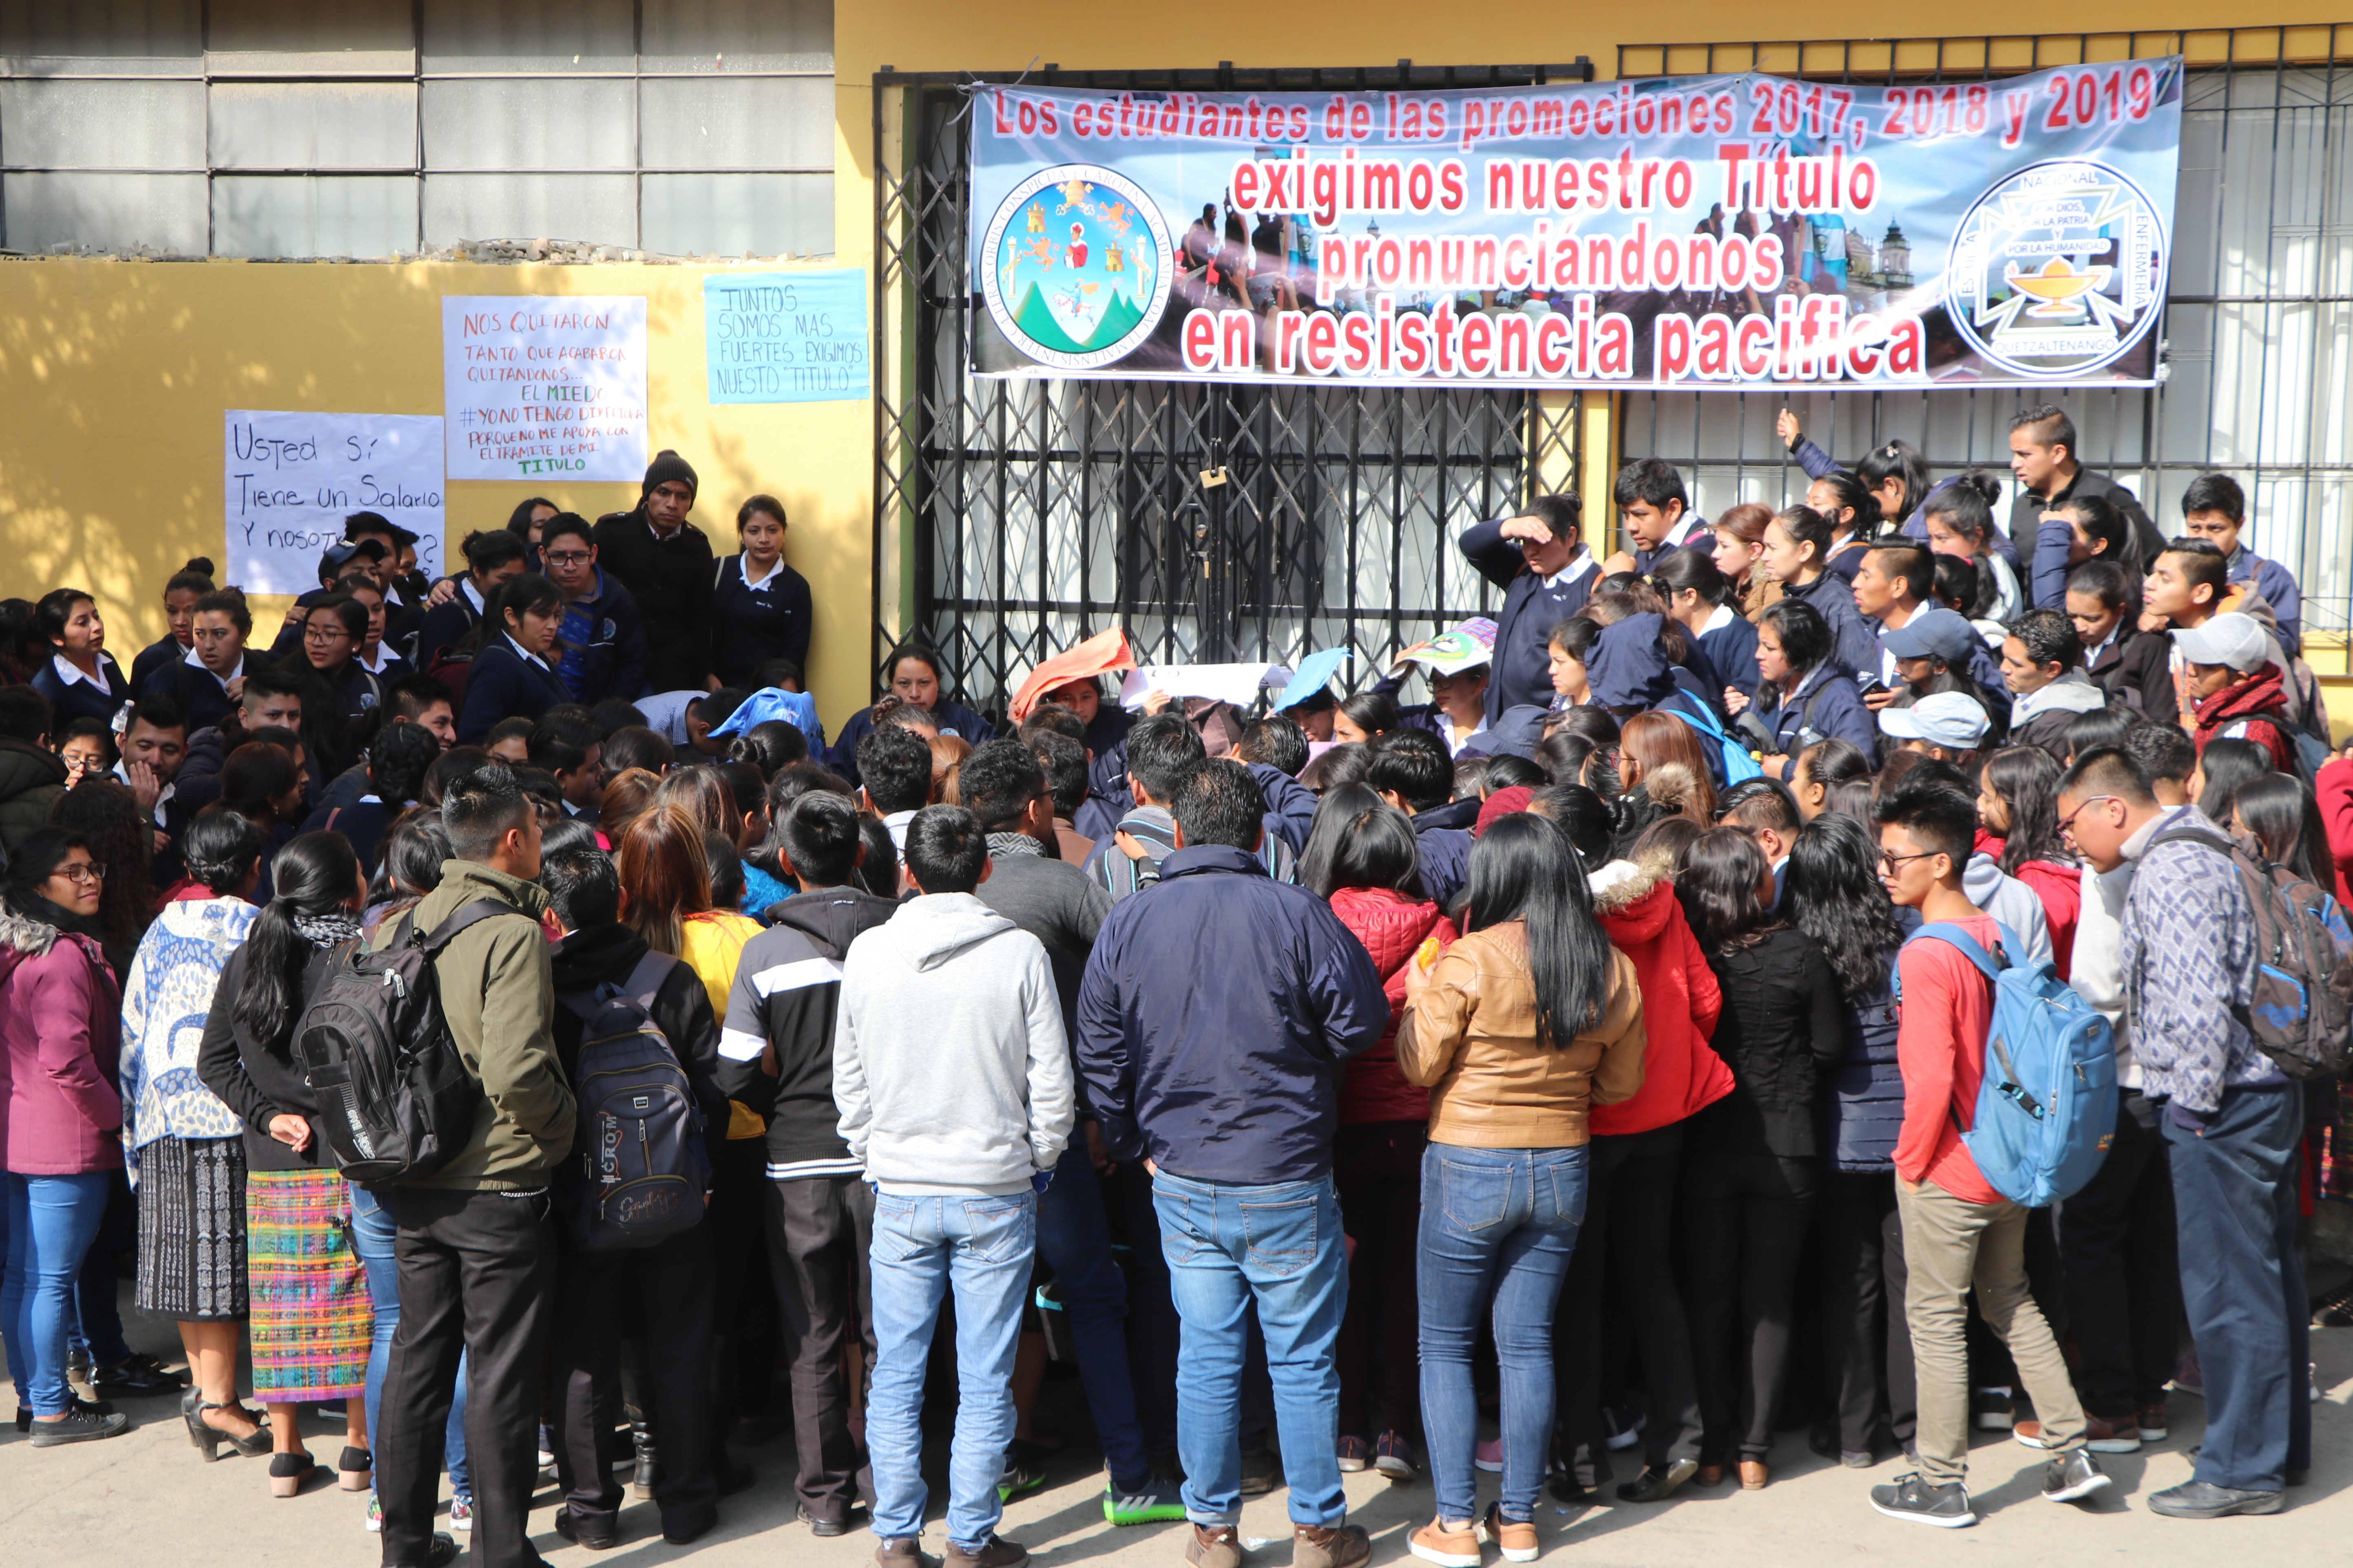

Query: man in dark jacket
[960,740,1183,1524]
[540,512,650,702]
[716,791,898,1536]
[1365,729,1474,911]
[540,846,730,1549]
[1076,760,1387,1568]
[0,686,67,854]
[175,663,317,811]
[1459,492,1599,720]
[594,450,715,695]
[2004,404,2167,567]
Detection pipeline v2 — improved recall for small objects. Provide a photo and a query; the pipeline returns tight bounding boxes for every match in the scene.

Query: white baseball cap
[1878,690,1992,750]
[2169,611,2269,673]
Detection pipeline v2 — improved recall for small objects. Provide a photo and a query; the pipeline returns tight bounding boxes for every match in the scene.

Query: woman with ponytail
[131,558,218,693]
[197,830,374,1497]
[1805,472,1883,586]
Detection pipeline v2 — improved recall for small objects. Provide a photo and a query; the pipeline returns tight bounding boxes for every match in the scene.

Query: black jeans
[765,1174,877,1520]
[1555,1123,1703,1469]
[1678,1148,1819,1462]
[2056,1092,2179,1418]
[1334,1121,1424,1442]
[709,1138,781,1420]
[1813,1168,1915,1454]
[378,1186,557,1568]
[550,1220,717,1537]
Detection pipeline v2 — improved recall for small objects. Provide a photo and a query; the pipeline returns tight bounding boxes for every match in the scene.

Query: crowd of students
[0,407,2346,1568]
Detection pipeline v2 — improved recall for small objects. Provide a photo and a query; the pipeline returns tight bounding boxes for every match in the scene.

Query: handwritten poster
[441,296,648,481]
[703,269,870,403]
[223,411,444,595]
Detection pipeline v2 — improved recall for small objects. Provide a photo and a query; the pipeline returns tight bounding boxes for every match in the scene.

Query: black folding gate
[870,63,1589,716]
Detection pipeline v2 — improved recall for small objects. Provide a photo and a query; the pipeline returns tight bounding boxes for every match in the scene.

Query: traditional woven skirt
[245,1166,371,1401]
[134,1135,249,1321]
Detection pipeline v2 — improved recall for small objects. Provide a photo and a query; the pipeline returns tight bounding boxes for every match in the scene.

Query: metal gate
[870,64,1588,716]
[1615,29,2353,653]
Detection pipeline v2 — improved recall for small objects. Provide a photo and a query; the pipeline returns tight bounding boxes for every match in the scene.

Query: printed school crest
[980,164,1172,371]
[1946,159,2168,379]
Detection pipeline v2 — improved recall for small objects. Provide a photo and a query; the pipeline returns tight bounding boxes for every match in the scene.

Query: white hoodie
[833,891,1074,1195]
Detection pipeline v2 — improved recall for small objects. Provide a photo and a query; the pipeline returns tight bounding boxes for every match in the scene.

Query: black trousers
[378,1187,557,1568]
[550,1220,717,1537]
[1814,1168,1915,1454]
[1334,1121,1424,1441]
[709,1139,781,1419]
[1678,1148,1819,1462]
[1555,1123,1703,1469]
[764,1174,877,1521]
[2057,1091,2180,1418]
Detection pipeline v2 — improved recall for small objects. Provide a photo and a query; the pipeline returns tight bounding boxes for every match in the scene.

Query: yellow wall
[0,260,872,727]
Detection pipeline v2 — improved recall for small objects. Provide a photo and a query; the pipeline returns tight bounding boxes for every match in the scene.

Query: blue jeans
[69,1168,135,1365]
[2,1171,113,1416]
[1151,1170,1348,1528]
[350,1182,470,1496]
[1035,1141,1151,1489]
[867,1188,1037,1548]
[1418,1144,1588,1523]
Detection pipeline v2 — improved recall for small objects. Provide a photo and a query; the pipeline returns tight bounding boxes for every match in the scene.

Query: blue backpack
[1662,696,1764,786]
[1894,921,2116,1208]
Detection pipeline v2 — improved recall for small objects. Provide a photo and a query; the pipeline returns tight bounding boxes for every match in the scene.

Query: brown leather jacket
[1397,920,1645,1148]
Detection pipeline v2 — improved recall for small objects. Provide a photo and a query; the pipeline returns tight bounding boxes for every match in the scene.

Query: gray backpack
[555,951,710,1251]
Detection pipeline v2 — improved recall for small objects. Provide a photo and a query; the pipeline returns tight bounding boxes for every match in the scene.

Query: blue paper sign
[704,269,870,404]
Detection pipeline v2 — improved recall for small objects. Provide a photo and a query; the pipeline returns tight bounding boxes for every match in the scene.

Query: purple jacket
[0,903,124,1175]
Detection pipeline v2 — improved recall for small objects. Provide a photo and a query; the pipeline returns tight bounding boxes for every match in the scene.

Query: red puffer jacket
[1586,855,1734,1137]
[1329,886,1457,1124]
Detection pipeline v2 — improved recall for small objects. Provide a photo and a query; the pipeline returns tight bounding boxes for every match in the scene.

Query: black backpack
[555,951,710,1251]
[293,899,513,1184]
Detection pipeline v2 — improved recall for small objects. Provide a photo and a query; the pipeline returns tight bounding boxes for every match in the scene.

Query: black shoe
[717,1459,757,1497]
[628,1421,658,1500]
[27,1406,131,1447]
[1869,1472,1973,1529]
[1808,1424,1840,1462]
[1546,1467,1595,1505]
[402,1531,460,1568]
[1616,1458,1699,1503]
[801,1505,852,1538]
[2147,1480,2285,1519]
[663,1508,718,1546]
[554,1509,620,1550]
[1237,1446,1279,1498]
[91,1352,184,1397]
[2043,1451,2112,1504]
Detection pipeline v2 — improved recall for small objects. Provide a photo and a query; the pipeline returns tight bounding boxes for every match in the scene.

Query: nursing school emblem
[1946,160,2167,378]
[981,164,1172,371]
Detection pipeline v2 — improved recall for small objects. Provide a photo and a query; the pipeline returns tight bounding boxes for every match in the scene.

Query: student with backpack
[538,845,728,1548]
[1867,774,2110,1527]
[2056,747,2311,1518]
[370,763,576,1568]
[2172,612,2300,774]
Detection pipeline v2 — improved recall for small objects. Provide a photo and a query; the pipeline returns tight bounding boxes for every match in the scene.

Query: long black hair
[2194,737,2274,825]
[1811,470,1883,545]
[1982,747,2073,874]
[1336,690,1400,740]
[457,573,563,659]
[1855,438,1932,525]
[1460,813,1613,1046]
[1677,825,1782,955]
[1785,813,1907,1001]
[1298,784,1424,899]
[2231,772,2333,890]
[1532,781,1613,871]
[233,830,360,1053]
[181,808,266,898]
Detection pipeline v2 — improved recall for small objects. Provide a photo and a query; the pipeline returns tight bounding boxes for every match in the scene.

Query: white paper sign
[441,296,648,481]
[1117,663,1290,710]
[223,411,445,595]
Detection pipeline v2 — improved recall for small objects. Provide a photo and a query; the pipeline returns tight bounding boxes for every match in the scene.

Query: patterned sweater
[2116,806,2274,1113]
[117,896,255,1171]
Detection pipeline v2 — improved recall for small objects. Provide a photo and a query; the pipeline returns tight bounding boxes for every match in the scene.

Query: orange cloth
[1007,628,1137,723]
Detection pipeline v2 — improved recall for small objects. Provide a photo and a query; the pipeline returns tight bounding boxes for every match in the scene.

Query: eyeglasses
[54,861,106,885]
[543,550,593,567]
[1878,849,1938,872]
[2055,795,2119,835]
[303,625,351,644]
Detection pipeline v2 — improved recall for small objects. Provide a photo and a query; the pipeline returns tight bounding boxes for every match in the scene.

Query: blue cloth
[1252,762,1319,857]
[1034,1143,1151,1489]
[1758,664,1878,776]
[139,654,240,734]
[1698,612,1760,702]
[741,861,796,920]
[1417,1142,1588,1522]
[1150,1170,1349,1527]
[351,1182,471,1497]
[455,639,573,744]
[866,1188,1036,1547]
[712,687,826,753]
[1460,518,1598,720]
[1076,844,1387,1185]
[29,655,129,731]
[709,555,814,690]
[1274,648,1352,712]
[1411,800,1476,912]
[117,897,255,1162]
[1586,613,1679,710]
[1818,917,1917,1172]
[2164,1084,2308,1492]
[69,1170,133,1365]
[1780,572,1881,685]
[2,1171,111,1416]
[2227,547,2302,656]
[551,569,649,703]
[1455,704,1550,761]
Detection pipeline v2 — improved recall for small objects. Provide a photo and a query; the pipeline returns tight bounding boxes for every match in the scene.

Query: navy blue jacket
[1460,517,1597,720]
[1780,572,1881,685]
[553,571,649,704]
[1698,611,1760,702]
[1075,843,1387,1184]
[414,587,484,674]
[1820,909,1918,1172]
[128,636,185,695]
[709,554,814,689]
[139,655,239,735]
[30,655,129,731]
[1411,798,1475,913]
[1759,664,1878,778]
[827,698,996,785]
[456,638,572,744]
[1077,740,1313,859]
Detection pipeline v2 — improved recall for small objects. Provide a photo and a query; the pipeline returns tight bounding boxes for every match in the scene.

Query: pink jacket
[0,903,124,1175]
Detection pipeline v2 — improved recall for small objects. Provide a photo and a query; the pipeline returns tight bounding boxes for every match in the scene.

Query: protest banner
[223,411,443,594]
[705,269,871,403]
[441,296,648,480]
[967,62,2182,391]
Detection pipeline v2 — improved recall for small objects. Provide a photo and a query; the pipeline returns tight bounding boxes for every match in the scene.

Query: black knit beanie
[642,449,699,499]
